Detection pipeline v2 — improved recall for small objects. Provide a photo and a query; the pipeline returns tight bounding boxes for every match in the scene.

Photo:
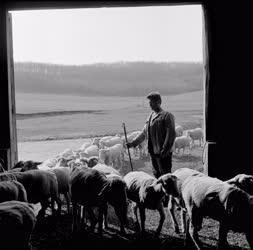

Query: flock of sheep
[2,126,252,249]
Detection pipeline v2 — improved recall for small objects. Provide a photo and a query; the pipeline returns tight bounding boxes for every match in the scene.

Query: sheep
[92,163,121,176]
[79,141,92,151]
[173,135,192,154]
[175,125,184,137]
[225,173,253,195]
[11,163,72,215]
[38,157,58,169]
[87,164,126,230]
[186,127,203,147]
[123,171,180,236]
[13,160,42,172]
[70,165,128,235]
[99,143,124,170]
[87,156,99,168]
[50,166,71,214]
[169,171,253,235]
[0,180,27,202]
[12,169,61,218]
[123,130,148,159]
[169,168,253,250]
[0,200,37,249]
[79,145,99,159]
[99,136,123,149]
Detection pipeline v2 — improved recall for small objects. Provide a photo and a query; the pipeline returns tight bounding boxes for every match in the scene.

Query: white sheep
[123,171,180,236]
[123,130,148,159]
[70,165,128,235]
[175,125,184,137]
[99,136,123,149]
[0,201,37,249]
[99,143,124,170]
[169,168,253,249]
[92,163,121,176]
[173,135,192,154]
[186,127,203,147]
[80,144,99,159]
[79,141,92,151]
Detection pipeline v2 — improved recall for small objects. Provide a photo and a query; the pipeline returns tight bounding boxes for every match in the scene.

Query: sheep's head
[157,174,180,198]
[98,149,109,163]
[237,174,253,195]
[88,157,99,168]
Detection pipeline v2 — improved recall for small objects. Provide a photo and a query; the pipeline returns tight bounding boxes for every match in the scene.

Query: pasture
[15,91,203,142]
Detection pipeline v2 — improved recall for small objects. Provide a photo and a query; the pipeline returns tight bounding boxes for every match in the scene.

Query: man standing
[127,91,176,178]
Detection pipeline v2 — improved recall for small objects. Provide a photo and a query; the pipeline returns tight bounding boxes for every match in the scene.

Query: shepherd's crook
[122,123,133,171]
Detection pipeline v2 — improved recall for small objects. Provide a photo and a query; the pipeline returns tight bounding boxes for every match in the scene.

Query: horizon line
[14,60,203,66]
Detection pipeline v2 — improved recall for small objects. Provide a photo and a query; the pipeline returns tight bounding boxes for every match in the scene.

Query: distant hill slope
[14,62,203,96]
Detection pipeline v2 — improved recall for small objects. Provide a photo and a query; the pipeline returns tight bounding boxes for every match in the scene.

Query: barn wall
[204,1,253,180]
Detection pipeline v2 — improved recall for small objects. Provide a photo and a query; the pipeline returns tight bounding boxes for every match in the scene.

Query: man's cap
[146,91,161,102]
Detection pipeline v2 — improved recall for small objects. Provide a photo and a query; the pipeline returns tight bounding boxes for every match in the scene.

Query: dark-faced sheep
[0,180,27,202]
[92,164,127,232]
[70,165,128,235]
[12,169,61,218]
[170,167,253,250]
[123,171,180,236]
[0,200,37,249]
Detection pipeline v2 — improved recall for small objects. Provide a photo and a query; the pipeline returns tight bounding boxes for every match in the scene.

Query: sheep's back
[123,171,156,203]
[70,168,108,206]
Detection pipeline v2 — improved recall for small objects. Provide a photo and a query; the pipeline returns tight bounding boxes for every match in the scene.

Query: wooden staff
[122,123,133,171]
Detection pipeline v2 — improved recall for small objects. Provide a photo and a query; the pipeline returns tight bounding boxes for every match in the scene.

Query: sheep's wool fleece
[124,171,163,209]
[182,175,251,225]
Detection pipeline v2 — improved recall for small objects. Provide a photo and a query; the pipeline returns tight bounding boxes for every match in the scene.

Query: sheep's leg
[38,200,49,219]
[180,208,187,234]
[103,204,109,229]
[167,196,180,234]
[81,206,86,227]
[217,222,229,249]
[133,204,140,232]
[72,202,79,233]
[53,195,62,216]
[188,209,203,250]
[64,192,71,214]
[50,198,56,215]
[155,205,165,236]
[87,207,97,232]
[139,205,146,234]
[98,206,104,235]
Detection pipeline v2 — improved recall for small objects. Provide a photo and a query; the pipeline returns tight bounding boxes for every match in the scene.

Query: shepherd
[126,91,176,205]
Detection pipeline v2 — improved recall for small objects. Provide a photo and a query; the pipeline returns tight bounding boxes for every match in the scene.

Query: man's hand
[126,142,133,148]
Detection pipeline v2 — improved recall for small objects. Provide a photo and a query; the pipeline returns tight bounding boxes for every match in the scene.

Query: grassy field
[15,90,203,142]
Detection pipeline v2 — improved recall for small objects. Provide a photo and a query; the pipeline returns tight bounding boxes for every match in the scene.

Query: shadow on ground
[30,214,249,250]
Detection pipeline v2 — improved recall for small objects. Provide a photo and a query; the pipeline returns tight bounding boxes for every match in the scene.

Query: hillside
[14,61,203,96]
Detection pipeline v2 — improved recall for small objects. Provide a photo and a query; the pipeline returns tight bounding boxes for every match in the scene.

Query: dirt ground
[17,140,249,250]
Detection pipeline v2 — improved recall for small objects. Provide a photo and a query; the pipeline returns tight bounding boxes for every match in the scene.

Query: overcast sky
[10,5,203,65]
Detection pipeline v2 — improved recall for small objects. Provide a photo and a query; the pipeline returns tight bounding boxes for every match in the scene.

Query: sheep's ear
[157,177,164,185]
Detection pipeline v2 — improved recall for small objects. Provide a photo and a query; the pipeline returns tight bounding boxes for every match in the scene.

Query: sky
[10,5,203,65]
